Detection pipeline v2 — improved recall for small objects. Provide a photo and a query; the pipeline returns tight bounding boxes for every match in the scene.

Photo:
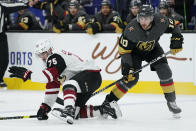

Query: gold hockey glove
[85,22,102,35]
[77,20,85,30]
[92,22,102,34]
[19,22,29,30]
[86,27,94,35]
[170,49,182,55]
[121,63,135,83]
[53,26,61,33]
[110,22,123,33]
[170,35,183,55]
[124,69,135,83]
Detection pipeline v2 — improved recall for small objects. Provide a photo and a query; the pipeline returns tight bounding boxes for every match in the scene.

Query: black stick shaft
[0,115,37,120]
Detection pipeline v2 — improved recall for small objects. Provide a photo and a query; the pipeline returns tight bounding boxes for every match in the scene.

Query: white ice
[0,90,196,131]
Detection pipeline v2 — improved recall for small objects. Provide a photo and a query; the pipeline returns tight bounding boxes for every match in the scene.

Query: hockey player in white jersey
[8,39,122,124]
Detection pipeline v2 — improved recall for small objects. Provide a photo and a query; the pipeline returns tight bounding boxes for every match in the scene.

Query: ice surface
[0,90,196,131]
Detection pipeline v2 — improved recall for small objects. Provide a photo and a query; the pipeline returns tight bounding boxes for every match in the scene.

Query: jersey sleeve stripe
[86,105,93,118]
[63,94,76,101]
[42,70,51,83]
[46,88,59,92]
[45,91,59,94]
[42,69,54,82]
[64,96,76,101]
[118,46,132,54]
[87,69,101,72]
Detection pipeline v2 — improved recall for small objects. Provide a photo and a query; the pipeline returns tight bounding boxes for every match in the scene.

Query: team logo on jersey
[136,40,155,51]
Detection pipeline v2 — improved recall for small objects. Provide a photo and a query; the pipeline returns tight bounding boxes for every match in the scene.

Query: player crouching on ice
[8,39,122,124]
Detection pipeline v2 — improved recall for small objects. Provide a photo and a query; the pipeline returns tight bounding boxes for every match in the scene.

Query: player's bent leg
[52,80,78,124]
[76,101,122,119]
[52,105,75,124]
[99,75,138,119]
[104,74,139,103]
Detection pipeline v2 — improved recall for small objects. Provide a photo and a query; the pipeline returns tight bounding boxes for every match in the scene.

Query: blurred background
[4,0,196,32]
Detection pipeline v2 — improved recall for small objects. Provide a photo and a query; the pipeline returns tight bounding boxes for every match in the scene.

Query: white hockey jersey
[56,49,100,80]
[31,49,100,83]
[31,49,101,108]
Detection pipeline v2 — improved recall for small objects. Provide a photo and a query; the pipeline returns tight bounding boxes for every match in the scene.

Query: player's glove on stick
[8,66,32,82]
[170,35,183,55]
[121,63,135,83]
[37,103,51,120]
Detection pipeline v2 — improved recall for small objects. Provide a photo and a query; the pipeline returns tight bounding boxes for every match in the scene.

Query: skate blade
[172,113,181,119]
[110,101,122,118]
[51,110,74,124]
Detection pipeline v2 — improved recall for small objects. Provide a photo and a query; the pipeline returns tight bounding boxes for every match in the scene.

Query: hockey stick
[0,115,37,120]
[56,51,171,106]
[92,51,171,96]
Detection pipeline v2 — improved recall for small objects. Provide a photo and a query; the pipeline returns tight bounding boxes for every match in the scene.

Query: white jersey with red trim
[56,49,100,80]
[31,49,101,108]
[31,49,100,83]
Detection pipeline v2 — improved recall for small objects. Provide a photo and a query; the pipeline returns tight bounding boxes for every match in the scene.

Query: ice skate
[52,105,75,124]
[167,101,182,119]
[0,82,7,90]
[99,101,122,119]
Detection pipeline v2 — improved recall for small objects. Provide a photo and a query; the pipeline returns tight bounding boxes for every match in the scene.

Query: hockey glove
[53,26,62,33]
[53,21,65,33]
[37,103,51,120]
[58,75,66,84]
[110,22,123,33]
[121,63,135,83]
[85,22,93,34]
[170,35,183,55]
[77,20,85,30]
[8,66,32,82]
[86,27,94,35]
[91,22,102,34]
